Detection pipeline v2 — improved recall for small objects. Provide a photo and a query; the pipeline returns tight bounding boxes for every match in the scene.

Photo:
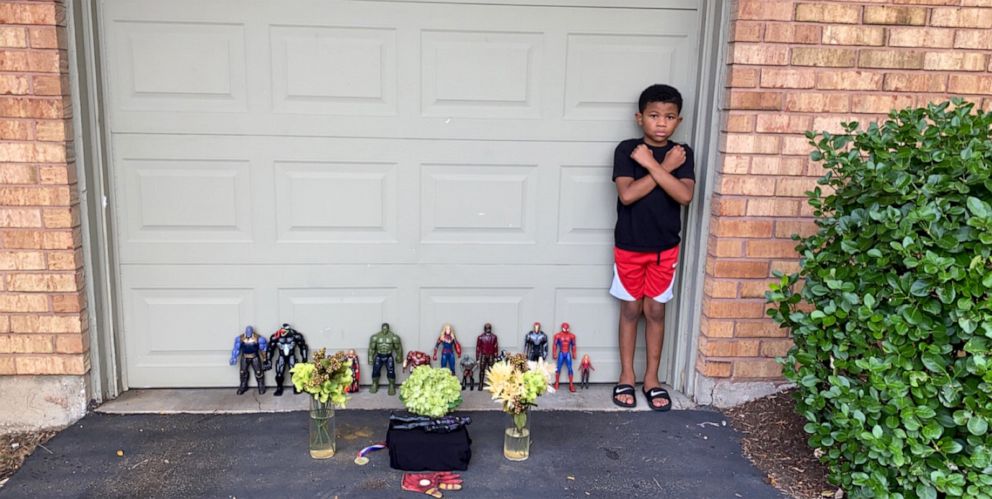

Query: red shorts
[610,246,680,303]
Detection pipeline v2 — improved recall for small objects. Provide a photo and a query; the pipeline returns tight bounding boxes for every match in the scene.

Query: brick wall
[0,0,88,377]
[699,0,992,384]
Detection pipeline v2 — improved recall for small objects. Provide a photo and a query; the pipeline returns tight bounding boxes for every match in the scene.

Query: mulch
[0,431,57,485]
[723,389,842,499]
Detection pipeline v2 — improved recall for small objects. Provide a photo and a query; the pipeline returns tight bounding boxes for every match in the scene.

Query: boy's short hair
[638,84,683,114]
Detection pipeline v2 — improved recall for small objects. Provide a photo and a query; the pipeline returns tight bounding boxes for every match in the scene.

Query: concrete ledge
[0,375,89,433]
[693,375,792,408]
[97,384,695,414]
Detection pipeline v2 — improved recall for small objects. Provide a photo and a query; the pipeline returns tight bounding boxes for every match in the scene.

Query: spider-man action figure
[230,325,268,395]
[267,323,309,396]
[433,323,462,375]
[553,322,577,392]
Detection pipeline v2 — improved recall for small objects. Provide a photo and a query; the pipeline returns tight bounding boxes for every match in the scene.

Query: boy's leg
[616,299,642,406]
[642,299,669,409]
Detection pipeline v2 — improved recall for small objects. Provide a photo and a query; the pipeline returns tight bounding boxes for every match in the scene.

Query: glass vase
[503,408,531,461]
[309,397,336,459]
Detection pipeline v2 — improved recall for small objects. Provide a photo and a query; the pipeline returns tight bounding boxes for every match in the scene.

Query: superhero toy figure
[475,323,499,391]
[267,323,309,396]
[403,350,432,373]
[344,349,361,393]
[459,355,477,391]
[433,323,461,375]
[579,354,595,389]
[553,322,577,392]
[369,322,404,395]
[229,325,269,395]
[523,322,548,362]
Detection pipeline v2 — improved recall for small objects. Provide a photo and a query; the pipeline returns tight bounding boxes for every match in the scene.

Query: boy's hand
[661,145,686,171]
[630,144,657,168]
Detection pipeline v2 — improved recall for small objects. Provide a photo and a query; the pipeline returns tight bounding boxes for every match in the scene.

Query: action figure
[433,323,462,375]
[459,355,477,391]
[344,349,361,393]
[369,322,404,395]
[229,325,268,395]
[403,350,432,373]
[494,349,510,364]
[267,323,309,396]
[579,354,595,389]
[390,413,472,433]
[553,322,577,392]
[475,323,499,391]
[523,322,548,362]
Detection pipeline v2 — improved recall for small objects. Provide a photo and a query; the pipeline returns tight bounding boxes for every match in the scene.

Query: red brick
[725,113,755,133]
[0,96,64,118]
[47,250,80,270]
[54,333,88,354]
[1,230,41,248]
[704,298,770,319]
[746,199,801,217]
[760,68,815,89]
[52,294,84,313]
[731,43,790,65]
[27,27,60,49]
[770,260,802,275]
[822,25,884,46]
[795,3,861,24]
[723,134,781,154]
[955,30,992,50]
[775,220,819,238]
[38,165,70,184]
[863,6,928,25]
[764,24,822,44]
[0,143,66,162]
[42,230,76,250]
[727,67,760,88]
[0,186,70,205]
[705,279,740,299]
[811,115,867,134]
[737,320,790,338]
[10,314,83,333]
[35,119,68,141]
[948,74,992,94]
[701,317,736,338]
[785,93,849,113]
[718,175,778,196]
[728,90,783,111]
[713,196,747,216]
[931,8,992,28]
[755,115,813,134]
[722,155,751,174]
[782,135,814,156]
[0,293,49,312]
[0,356,14,375]
[32,75,66,96]
[0,334,53,353]
[746,239,800,258]
[741,279,779,299]
[738,0,795,21]
[852,94,916,113]
[859,50,925,69]
[711,218,775,238]
[696,357,733,378]
[700,337,761,357]
[885,73,948,92]
[0,251,44,270]
[6,273,76,292]
[0,74,29,95]
[776,177,820,197]
[923,51,988,71]
[753,156,805,176]
[962,0,992,6]
[815,70,883,90]
[713,260,771,278]
[888,27,955,48]
[892,0,967,4]
[14,355,87,375]
[0,3,60,25]
[0,119,30,139]
[732,21,764,42]
[791,47,857,67]
[42,207,74,228]
[761,339,794,357]
[0,208,41,227]
[0,27,27,48]
[734,359,784,378]
[710,237,745,257]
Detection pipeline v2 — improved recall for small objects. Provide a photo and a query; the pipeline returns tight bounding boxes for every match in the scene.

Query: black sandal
[643,386,672,412]
[612,384,637,408]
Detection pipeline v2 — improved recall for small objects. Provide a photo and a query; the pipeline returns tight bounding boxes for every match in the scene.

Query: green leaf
[968,417,988,436]
[967,197,989,218]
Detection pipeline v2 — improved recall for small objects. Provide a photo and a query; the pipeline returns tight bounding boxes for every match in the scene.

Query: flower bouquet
[399,365,463,418]
[484,353,554,460]
[289,348,353,458]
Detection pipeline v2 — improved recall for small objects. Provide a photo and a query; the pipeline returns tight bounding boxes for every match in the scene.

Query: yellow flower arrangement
[485,354,555,431]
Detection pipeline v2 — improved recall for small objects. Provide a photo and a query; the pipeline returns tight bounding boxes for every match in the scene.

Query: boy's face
[636,101,683,147]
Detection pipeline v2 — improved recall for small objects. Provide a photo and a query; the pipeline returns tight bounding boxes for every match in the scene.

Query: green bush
[767,100,992,498]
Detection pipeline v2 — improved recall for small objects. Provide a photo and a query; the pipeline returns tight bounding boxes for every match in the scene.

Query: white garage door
[99,0,702,387]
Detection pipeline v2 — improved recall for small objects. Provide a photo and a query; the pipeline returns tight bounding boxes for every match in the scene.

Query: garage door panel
[270,25,398,116]
[557,165,615,245]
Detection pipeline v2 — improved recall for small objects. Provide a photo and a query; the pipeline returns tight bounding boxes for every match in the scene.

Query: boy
[610,84,695,411]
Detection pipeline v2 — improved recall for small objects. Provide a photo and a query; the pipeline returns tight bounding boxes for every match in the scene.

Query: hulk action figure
[368,322,404,395]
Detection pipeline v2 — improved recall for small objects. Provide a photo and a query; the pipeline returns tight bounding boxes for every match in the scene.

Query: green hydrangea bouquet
[290,348,353,407]
[399,365,463,418]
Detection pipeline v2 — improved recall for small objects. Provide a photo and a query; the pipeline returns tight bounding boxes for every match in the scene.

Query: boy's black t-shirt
[612,138,696,253]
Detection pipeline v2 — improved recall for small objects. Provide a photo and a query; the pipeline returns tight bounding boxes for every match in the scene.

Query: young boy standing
[610,84,695,411]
